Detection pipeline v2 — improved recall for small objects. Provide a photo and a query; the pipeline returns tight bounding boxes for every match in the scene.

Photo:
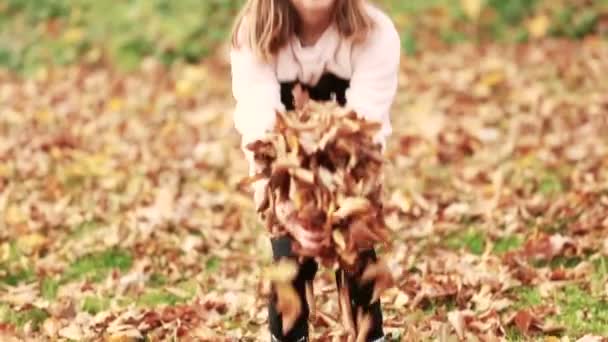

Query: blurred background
[1,1,608,341]
[1,0,606,73]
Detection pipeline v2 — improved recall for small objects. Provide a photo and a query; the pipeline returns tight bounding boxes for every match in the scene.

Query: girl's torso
[276,23,353,110]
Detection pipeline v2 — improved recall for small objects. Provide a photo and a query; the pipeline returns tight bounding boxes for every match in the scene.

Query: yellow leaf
[0,243,10,262]
[460,0,482,21]
[5,205,24,225]
[544,337,560,342]
[200,178,226,192]
[182,65,207,83]
[528,15,550,39]
[480,70,505,88]
[108,98,123,112]
[50,147,62,160]
[176,79,194,98]
[0,164,12,177]
[35,110,53,124]
[63,28,83,44]
[264,259,298,283]
[17,233,48,255]
[105,336,138,342]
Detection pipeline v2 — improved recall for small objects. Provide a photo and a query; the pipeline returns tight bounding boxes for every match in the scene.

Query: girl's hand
[276,200,324,255]
[292,83,309,110]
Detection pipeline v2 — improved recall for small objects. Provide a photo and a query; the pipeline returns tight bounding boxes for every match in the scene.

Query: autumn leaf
[275,283,302,335]
[513,309,534,334]
[528,15,550,39]
[360,259,395,304]
[460,0,482,21]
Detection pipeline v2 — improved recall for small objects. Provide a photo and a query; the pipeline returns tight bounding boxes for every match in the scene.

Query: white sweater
[230,4,401,174]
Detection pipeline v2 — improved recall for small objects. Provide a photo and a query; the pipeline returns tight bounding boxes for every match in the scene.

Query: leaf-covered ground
[1,38,608,341]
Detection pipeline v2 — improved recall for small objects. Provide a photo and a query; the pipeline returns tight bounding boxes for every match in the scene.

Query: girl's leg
[335,249,384,342]
[268,236,318,342]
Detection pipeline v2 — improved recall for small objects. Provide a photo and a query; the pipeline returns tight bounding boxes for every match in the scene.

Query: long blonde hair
[231,0,374,61]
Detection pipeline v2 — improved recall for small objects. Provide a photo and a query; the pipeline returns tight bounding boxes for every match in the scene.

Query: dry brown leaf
[360,259,395,304]
[513,309,534,334]
[276,283,302,335]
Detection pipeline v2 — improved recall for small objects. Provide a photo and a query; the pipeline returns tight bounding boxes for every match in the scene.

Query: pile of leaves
[246,101,394,340]
[246,101,391,270]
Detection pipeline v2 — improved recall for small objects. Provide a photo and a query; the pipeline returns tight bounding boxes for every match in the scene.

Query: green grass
[493,235,523,254]
[69,220,101,239]
[538,172,565,196]
[147,272,168,287]
[63,248,133,283]
[533,255,583,269]
[0,0,603,73]
[0,267,35,286]
[511,283,608,337]
[136,290,185,307]
[555,285,608,336]
[444,228,485,255]
[205,256,221,273]
[41,277,60,300]
[0,303,49,330]
[82,296,110,314]
[136,279,197,307]
[505,328,526,342]
[512,286,543,309]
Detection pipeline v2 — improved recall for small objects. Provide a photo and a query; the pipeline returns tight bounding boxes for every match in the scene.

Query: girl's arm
[345,10,401,146]
[230,40,284,150]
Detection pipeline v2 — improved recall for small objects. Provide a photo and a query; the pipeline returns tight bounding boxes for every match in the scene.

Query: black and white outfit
[230,3,400,342]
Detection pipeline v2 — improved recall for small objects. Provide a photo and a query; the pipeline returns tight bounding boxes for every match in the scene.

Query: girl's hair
[231,0,374,61]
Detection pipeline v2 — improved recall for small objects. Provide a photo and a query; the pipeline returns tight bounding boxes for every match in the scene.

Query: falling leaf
[275,283,302,335]
[360,259,395,304]
[263,259,298,284]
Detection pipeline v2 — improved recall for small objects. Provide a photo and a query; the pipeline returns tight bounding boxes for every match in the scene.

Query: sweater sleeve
[230,40,285,150]
[345,10,401,145]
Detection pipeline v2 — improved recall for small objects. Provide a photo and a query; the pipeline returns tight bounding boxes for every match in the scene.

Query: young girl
[230,0,400,341]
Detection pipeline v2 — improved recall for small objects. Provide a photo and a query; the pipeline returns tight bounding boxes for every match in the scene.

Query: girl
[230,0,400,341]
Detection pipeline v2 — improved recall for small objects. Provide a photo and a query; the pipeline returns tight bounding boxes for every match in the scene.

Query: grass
[510,283,608,337]
[62,248,133,283]
[205,256,221,273]
[555,285,608,336]
[0,304,49,331]
[136,290,186,307]
[444,228,485,255]
[41,277,60,300]
[532,255,584,269]
[493,235,523,254]
[0,267,35,286]
[82,296,111,314]
[137,279,197,307]
[0,0,604,73]
[512,286,542,309]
